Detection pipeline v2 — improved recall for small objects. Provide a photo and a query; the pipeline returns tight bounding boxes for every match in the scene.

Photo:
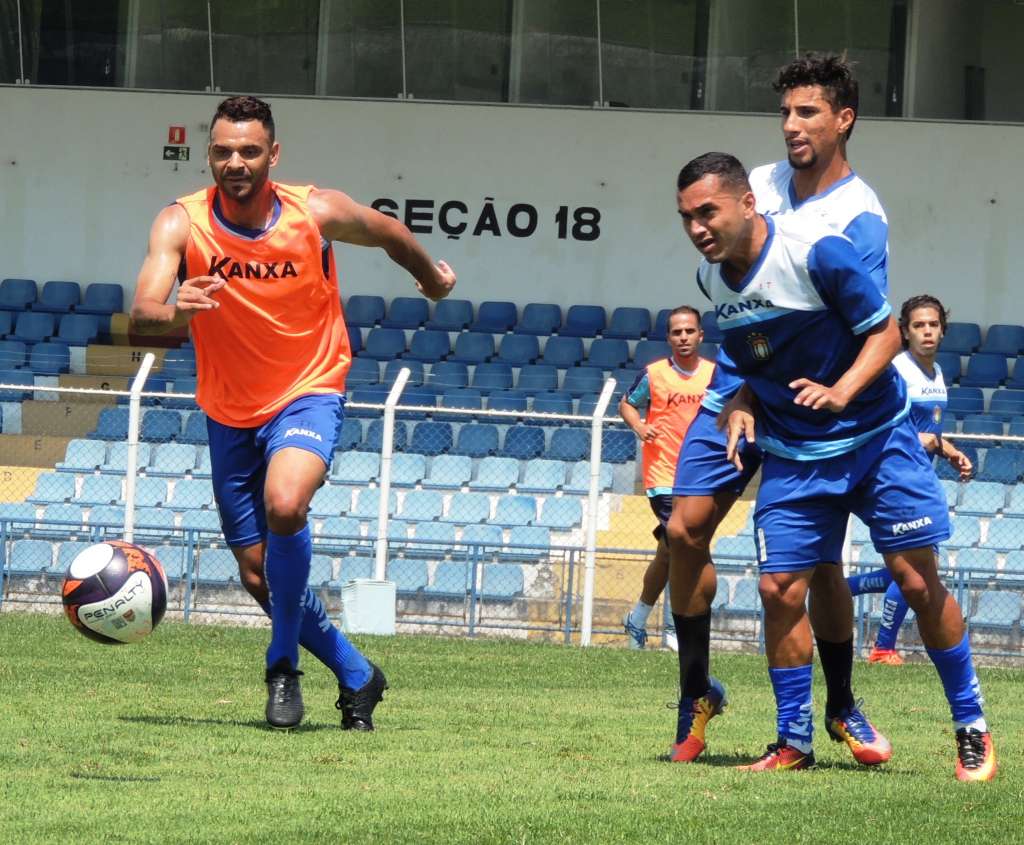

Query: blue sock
[847,567,892,596]
[264,526,312,670]
[926,632,985,725]
[769,664,813,753]
[875,580,910,650]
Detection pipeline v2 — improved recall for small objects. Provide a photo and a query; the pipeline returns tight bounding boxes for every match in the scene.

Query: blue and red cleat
[737,740,816,771]
[825,699,893,766]
[668,676,727,762]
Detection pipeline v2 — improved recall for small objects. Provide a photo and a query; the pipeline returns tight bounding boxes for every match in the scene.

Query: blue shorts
[673,407,763,497]
[207,394,344,546]
[648,494,673,541]
[754,418,950,573]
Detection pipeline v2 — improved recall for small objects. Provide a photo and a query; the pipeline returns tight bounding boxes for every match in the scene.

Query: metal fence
[2,357,1024,661]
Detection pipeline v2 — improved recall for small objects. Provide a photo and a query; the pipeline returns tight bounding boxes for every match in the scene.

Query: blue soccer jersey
[892,349,947,435]
[698,213,907,460]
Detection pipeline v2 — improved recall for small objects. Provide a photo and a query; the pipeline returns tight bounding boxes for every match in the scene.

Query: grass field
[1,611,1022,844]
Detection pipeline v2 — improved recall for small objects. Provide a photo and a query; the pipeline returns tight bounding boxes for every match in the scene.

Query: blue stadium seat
[161,347,196,380]
[339,555,376,582]
[347,325,363,357]
[344,294,386,328]
[514,303,561,336]
[969,589,1022,630]
[167,478,215,509]
[386,558,429,594]
[180,509,221,533]
[335,419,363,455]
[604,307,651,340]
[956,547,999,577]
[318,516,361,540]
[471,361,514,393]
[0,367,33,401]
[935,351,962,383]
[39,503,84,536]
[559,305,605,338]
[0,501,36,527]
[367,518,409,545]
[437,388,483,421]
[423,454,472,489]
[0,339,26,368]
[462,523,503,548]
[450,332,495,365]
[497,334,540,366]
[501,424,546,459]
[576,393,617,421]
[946,515,982,549]
[404,329,450,363]
[940,479,960,508]
[562,365,603,398]
[493,494,536,526]
[363,328,408,361]
[714,535,757,562]
[180,411,209,445]
[698,342,718,361]
[347,357,380,387]
[602,429,637,464]
[28,472,75,504]
[516,364,558,394]
[100,441,150,473]
[360,419,407,453]
[57,438,107,472]
[410,421,453,456]
[142,408,183,442]
[586,338,629,371]
[396,387,436,422]
[391,453,427,488]
[518,459,567,494]
[33,280,80,313]
[940,322,981,355]
[330,451,379,485]
[539,336,584,369]
[196,548,237,584]
[134,477,169,508]
[310,484,354,518]
[400,489,444,521]
[134,507,176,540]
[962,415,1003,438]
[57,540,94,573]
[469,456,520,492]
[9,539,54,573]
[650,308,671,341]
[726,577,760,614]
[381,297,428,330]
[469,300,517,334]
[981,519,1022,552]
[441,493,491,524]
[532,391,574,418]
[1007,358,1024,390]
[86,504,125,528]
[977,448,1024,483]
[425,298,473,332]
[633,340,670,368]
[9,311,55,344]
[347,385,391,417]
[425,561,471,596]
[0,278,37,311]
[610,368,639,395]
[999,551,1024,580]
[487,389,528,416]
[453,423,499,458]
[537,497,583,530]
[308,554,335,588]
[700,310,724,344]
[958,481,1006,516]
[960,353,1007,388]
[428,361,469,391]
[564,462,613,494]
[53,314,99,347]
[981,324,1024,357]
[383,358,425,387]
[165,376,198,410]
[77,282,123,315]
[711,576,731,610]
[1009,418,1024,446]
[989,389,1024,421]
[481,563,526,597]
[946,387,984,418]
[547,428,589,461]
[74,474,122,506]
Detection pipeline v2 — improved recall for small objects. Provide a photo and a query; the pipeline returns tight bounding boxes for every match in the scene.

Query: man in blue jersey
[676,152,995,781]
[665,54,889,766]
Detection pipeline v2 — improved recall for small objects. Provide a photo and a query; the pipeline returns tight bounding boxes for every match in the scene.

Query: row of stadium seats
[939,322,1024,357]
[939,353,1024,389]
[0,278,123,315]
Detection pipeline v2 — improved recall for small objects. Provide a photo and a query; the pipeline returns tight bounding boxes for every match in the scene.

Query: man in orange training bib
[131,95,456,730]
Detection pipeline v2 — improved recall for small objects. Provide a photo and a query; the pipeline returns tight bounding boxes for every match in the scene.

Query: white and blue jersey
[698,213,907,461]
[892,350,947,436]
[700,162,889,415]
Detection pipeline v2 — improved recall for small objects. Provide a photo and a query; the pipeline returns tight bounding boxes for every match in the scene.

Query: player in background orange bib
[130,96,456,731]
[619,306,713,650]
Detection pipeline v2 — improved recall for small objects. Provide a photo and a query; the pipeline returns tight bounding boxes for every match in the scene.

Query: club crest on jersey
[933,406,942,424]
[207,256,298,280]
[747,332,772,361]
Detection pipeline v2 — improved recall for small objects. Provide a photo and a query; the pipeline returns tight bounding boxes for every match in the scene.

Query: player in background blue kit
[848,295,973,665]
[665,55,889,766]
[676,152,996,781]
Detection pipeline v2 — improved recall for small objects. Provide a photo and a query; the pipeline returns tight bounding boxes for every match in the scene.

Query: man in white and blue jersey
[675,152,995,781]
[849,295,973,665]
[665,55,889,765]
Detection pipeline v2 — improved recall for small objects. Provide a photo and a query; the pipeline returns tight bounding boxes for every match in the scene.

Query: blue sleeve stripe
[624,372,650,407]
[851,301,891,335]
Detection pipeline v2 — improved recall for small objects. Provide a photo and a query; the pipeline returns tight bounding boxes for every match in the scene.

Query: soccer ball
[61,540,168,645]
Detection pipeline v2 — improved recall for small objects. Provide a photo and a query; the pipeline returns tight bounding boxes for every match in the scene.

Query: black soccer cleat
[336,662,388,731]
[265,658,305,730]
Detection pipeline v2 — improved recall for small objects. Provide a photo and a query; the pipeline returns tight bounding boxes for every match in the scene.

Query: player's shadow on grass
[119,714,333,733]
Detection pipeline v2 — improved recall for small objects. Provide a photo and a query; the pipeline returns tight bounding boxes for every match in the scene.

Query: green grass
[1,611,1021,844]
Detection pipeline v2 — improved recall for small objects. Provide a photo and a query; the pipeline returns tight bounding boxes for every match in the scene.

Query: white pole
[123,353,156,543]
[580,377,617,646]
[374,368,410,580]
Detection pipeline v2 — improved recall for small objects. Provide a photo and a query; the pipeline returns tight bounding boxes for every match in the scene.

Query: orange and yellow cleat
[955,728,997,782]
[737,741,816,771]
[868,646,904,665]
[826,700,893,766]
[668,677,727,763]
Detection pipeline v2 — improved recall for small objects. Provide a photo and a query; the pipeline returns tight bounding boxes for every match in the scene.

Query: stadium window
[510,0,599,106]
[131,0,213,92]
[320,0,404,98]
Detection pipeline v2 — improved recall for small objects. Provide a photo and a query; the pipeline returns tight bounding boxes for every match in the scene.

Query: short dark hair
[774,53,859,140]
[899,295,948,348]
[676,152,750,194]
[668,305,702,325]
[210,95,275,142]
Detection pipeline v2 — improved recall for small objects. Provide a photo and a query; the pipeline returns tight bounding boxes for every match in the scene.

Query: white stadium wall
[0,86,1022,326]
